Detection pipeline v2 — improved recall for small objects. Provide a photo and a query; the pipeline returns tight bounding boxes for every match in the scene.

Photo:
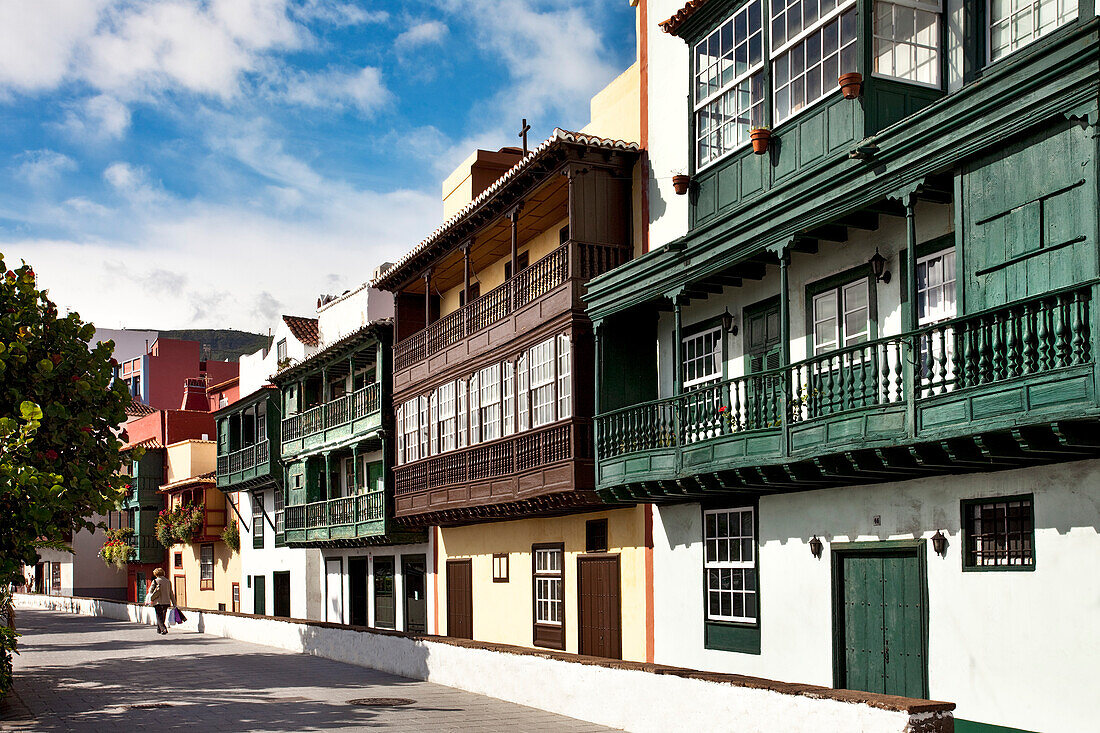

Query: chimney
[181,377,209,411]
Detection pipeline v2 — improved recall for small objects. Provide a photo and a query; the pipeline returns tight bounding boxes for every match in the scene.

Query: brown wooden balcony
[393,241,628,393]
[596,284,1100,500]
[392,418,600,523]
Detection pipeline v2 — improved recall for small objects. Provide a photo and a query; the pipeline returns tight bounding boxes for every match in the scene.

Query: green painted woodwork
[122,450,166,565]
[253,575,265,615]
[954,720,1040,733]
[961,122,1096,312]
[215,390,281,492]
[834,546,927,699]
[599,309,660,413]
[704,621,761,654]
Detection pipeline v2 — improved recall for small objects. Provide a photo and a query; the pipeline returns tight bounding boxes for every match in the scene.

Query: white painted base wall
[238,488,321,619]
[653,459,1100,733]
[319,540,433,634]
[16,593,949,733]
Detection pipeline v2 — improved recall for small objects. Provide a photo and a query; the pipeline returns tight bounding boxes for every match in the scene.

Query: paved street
[1,610,614,732]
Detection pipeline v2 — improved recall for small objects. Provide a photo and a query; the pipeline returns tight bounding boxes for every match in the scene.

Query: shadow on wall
[295,622,432,682]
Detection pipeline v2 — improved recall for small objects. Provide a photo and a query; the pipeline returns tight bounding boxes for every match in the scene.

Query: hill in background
[159,329,272,362]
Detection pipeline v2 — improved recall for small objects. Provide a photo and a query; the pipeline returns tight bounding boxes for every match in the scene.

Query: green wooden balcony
[216,440,276,488]
[280,382,381,456]
[596,285,1099,500]
[131,532,164,566]
[283,491,385,544]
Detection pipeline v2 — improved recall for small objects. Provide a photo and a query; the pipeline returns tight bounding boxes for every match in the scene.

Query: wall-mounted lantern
[721,307,738,336]
[869,249,891,283]
[809,535,824,559]
[931,530,948,557]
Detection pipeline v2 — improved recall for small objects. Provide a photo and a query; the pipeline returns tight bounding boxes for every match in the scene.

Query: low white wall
[16,593,950,733]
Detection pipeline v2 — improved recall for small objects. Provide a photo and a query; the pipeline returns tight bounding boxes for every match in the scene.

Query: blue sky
[0,0,636,332]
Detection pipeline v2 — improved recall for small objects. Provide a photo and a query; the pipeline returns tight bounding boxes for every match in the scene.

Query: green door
[253,575,266,616]
[744,299,782,429]
[837,550,926,698]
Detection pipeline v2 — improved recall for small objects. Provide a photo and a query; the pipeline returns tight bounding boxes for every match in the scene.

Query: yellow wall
[437,506,648,661]
[439,216,569,318]
[165,440,216,483]
[581,62,640,144]
[167,488,241,612]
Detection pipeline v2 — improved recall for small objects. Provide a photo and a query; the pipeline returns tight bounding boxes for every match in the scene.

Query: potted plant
[750,127,772,155]
[839,72,863,99]
[99,528,135,569]
[671,172,691,195]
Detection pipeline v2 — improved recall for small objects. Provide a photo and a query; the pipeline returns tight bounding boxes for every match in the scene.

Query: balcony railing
[394,241,629,372]
[283,491,385,531]
[281,382,381,443]
[394,420,581,496]
[597,286,1093,460]
[216,441,271,476]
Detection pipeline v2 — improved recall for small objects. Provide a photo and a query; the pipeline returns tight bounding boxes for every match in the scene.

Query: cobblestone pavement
[1,609,615,733]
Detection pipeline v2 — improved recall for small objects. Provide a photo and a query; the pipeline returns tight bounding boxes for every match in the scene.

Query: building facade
[116,337,237,410]
[373,114,645,658]
[585,2,1100,731]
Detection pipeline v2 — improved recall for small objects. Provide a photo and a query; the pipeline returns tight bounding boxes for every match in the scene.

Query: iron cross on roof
[519,118,531,155]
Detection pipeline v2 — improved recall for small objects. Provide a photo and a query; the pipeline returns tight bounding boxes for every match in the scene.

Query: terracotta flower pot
[750,128,771,155]
[839,72,863,100]
[672,174,690,195]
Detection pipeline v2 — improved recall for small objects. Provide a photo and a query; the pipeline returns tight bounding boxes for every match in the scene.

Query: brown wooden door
[578,555,622,659]
[174,575,187,608]
[446,559,473,639]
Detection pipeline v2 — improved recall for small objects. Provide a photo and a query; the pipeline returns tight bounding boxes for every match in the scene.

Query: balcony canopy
[271,320,389,385]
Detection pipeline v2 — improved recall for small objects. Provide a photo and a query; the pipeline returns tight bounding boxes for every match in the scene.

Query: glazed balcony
[596,285,1100,500]
[131,531,165,566]
[393,240,628,392]
[393,418,598,522]
[280,382,381,454]
[216,390,280,492]
[283,491,385,544]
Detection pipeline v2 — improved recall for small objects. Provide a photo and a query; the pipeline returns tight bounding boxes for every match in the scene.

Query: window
[459,281,481,306]
[276,339,287,362]
[963,496,1035,569]
[479,364,502,441]
[530,339,556,427]
[504,251,530,279]
[200,544,214,590]
[812,279,869,354]
[457,379,468,448]
[682,326,724,388]
[556,335,571,420]
[586,519,609,553]
[502,361,515,436]
[373,556,396,629]
[435,381,456,452]
[252,492,264,550]
[916,248,956,325]
[704,507,757,623]
[873,0,941,86]
[533,546,563,627]
[517,353,529,432]
[493,553,510,582]
[772,0,858,124]
[419,395,429,460]
[400,398,420,463]
[989,0,1077,62]
[232,583,240,612]
[173,552,183,569]
[694,0,766,167]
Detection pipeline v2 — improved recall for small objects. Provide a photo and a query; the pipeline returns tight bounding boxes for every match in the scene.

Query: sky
[0,0,636,333]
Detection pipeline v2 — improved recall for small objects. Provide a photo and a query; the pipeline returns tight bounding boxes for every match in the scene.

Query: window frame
[915,246,957,326]
[703,506,759,625]
[200,543,215,590]
[531,542,566,650]
[870,0,944,89]
[805,266,878,357]
[493,553,510,583]
[961,494,1036,572]
[681,321,726,389]
[251,491,265,550]
[986,0,1079,65]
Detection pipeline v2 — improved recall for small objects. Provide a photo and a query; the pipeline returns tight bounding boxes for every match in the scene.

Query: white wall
[652,460,1100,732]
[238,488,322,620]
[238,319,315,396]
[17,592,951,733]
[35,515,127,600]
[320,538,434,634]
[317,286,393,345]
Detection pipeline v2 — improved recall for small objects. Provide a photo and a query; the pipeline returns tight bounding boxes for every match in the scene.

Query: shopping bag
[168,607,186,625]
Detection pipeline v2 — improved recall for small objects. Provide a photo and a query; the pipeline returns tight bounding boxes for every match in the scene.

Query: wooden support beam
[790,237,819,254]
[838,212,880,231]
[731,262,767,280]
[806,223,848,242]
[708,274,744,287]
[865,200,907,217]
[692,282,724,294]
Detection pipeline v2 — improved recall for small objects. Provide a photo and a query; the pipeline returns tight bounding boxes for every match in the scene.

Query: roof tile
[659,0,711,35]
[283,315,319,346]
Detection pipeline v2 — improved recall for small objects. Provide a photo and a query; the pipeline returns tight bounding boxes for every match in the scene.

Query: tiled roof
[283,315,319,346]
[125,399,156,418]
[122,437,163,451]
[272,319,392,384]
[160,470,216,492]
[659,0,711,35]
[371,128,640,290]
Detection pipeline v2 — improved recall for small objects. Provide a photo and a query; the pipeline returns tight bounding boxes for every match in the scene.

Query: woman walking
[147,568,176,635]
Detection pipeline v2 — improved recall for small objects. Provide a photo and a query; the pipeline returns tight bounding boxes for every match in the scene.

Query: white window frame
[556,335,572,420]
[987,0,1078,63]
[812,279,870,355]
[457,379,468,449]
[418,395,429,459]
[529,338,556,428]
[502,361,516,436]
[916,247,957,325]
[693,0,767,170]
[479,363,502,442]
[771,0,859,126]
[682,326,724,389]
[534,547,564,626]
[435,381,457,453]
[469,372,481,444]
[400,399,420,463]
[871,0,942,88]
[518,353,530,432]
[704,507,757,624]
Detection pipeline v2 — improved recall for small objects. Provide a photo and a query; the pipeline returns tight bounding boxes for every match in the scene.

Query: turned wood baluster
[1037,298,1052,372]
[721,381,731,435]
[1056,293,1072,367]
[992,313,1006,381]
[1022,302,1038,374]
[1005,306,1020,378]
[893,343,904,403]
[936,327,948,395]
[977,314,992,383]
[1072,290,1088,364]
[881,342,893,403]
[793,363,804,421]
[732,378,742,431]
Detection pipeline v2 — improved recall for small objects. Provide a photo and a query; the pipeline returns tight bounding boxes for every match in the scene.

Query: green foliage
[99,527,135,569]
[0,255,132,589]
[222,519,240,552]
[155,503,204,546]
[1,585,17,699]
[157,329,271,362]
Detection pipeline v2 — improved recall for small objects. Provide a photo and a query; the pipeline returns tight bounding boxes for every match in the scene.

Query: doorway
[743,297,782,429]
[578,556,622,659]
[833,543,928,699]
[446,559,473,639]
[348,557,368,626]
[253,575,266,615]
[325,558,343,623]
[173,575,187,608]
[272,571,291,618]
[373,556,396,629]
[403,555,427,634]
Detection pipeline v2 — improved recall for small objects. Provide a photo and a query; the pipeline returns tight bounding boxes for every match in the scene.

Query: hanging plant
[154,503,205,546]
[222,520,240,552]
[155,510,174,548]
[99,527,135,569]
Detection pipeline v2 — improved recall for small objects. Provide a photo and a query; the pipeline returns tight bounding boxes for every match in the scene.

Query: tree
[0,255,133,588]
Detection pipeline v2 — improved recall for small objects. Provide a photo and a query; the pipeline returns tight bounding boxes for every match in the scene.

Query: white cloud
[293,0,388,26]
[103,161,168,205]
[278,66,392,115]
[0,0,105,92]
[60,94,131,140]
[64,197,112,217]
[395,20,449,50]
[13,150,78,187]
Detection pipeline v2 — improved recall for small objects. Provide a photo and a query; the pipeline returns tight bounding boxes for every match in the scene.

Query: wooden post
[462,241,471,305]
[779,248,791,456]
[905,194,919,332]
[508,206,522,278]
[351,444,359,495]
[673,293,684,397]
[423,271,432,328]
[323,452,332,502]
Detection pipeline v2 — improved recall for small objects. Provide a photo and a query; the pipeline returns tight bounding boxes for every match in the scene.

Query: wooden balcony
[393,418,600,524]
[280,382,381,455]
[131,532,164,566]
[283,491,385,544]
[393,241,628,393]
[596,284,1100,500]
[216,440,274,490]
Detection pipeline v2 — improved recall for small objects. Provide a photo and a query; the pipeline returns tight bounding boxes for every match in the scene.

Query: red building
[117,338,238,410]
